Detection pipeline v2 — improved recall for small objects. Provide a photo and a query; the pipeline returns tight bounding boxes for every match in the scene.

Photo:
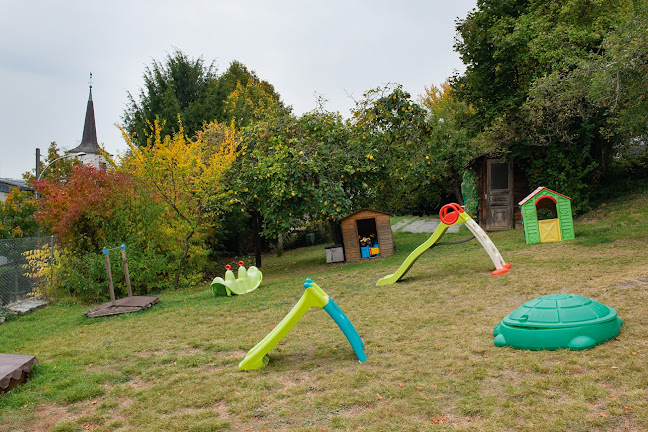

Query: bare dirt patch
[21,400,100,432]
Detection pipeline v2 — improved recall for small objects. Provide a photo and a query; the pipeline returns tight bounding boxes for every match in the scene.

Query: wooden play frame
[84,244,159,318]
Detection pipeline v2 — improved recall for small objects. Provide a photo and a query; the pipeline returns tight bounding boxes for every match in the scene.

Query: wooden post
[120,244,132,297]
[103,248,116,307]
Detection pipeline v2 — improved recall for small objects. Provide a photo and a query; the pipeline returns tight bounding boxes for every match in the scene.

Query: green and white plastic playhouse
[519,187,575,244]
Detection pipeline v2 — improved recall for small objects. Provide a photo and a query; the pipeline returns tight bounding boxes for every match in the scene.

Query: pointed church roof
[69,85,102,155]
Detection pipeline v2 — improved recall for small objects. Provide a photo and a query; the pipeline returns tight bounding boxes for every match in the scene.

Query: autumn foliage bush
[34,165,184,301]
[31,116,239,302]
[36,166,134,251]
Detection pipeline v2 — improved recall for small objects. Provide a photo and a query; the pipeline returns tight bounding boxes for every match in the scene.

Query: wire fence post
[13,247,19,302]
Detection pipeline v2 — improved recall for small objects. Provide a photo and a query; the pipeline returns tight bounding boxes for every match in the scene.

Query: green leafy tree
[230,115,307,239]
[123,49,224,144]
[419,80,481,203]
[587,2,648,168]
[229,105,365,261]
[220,61,289,127]
[453,0,531,129]
[453,0,633,212]
[123,54,287,145]
[350,85,447,214]
[23,142,80,184]
[297,108,368,225]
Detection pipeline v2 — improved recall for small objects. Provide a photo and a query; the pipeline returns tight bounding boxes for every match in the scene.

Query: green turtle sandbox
[376,203,511,286]
[211,261,262,297]
[239,278,366,370]
[493,294,622,350]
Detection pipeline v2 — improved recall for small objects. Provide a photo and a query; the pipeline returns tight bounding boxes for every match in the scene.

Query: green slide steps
[239,278,366,371]
[376,203,511,286]
[211,263,262,297]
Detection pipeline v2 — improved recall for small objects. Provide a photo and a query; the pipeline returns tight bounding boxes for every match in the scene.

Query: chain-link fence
[0,236,55,306]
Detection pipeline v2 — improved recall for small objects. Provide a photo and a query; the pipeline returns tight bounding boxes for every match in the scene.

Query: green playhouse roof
[518,187,571,206]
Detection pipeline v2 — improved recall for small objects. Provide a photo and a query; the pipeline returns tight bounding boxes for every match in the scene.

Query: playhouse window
[535,197,558,220]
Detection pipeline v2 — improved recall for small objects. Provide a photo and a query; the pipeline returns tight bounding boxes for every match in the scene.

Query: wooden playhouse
[519,187,575,244]
[340,210,394,262]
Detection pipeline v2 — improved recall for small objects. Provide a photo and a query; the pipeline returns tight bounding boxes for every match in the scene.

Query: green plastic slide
[239,278,366,370]
[211,263,262,297]
[376,203,511,286]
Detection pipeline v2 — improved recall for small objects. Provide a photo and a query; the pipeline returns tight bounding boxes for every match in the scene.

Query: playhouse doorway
[356,218,379,258]
[536,197,561,243]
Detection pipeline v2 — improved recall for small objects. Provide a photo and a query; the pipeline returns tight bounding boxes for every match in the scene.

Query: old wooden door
[484,159,513,230]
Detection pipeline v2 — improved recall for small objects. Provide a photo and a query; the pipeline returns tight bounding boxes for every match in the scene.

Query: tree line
[2,1,646,300]
[454,0,648,210]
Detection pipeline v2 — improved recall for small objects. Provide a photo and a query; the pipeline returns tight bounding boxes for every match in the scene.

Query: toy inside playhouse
[356,218,380,258]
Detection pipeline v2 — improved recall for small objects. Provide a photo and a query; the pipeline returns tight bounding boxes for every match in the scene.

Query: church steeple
[69,74,101,155]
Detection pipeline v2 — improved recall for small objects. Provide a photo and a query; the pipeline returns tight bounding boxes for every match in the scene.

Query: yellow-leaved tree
[419,79,455,115]
[120,120,239,285]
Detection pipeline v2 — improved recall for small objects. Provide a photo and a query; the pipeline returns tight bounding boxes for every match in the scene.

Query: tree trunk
[276,235,284,257]
[452,172,465,206]
[252,211,262,268]
[329,219,343,244]
[175,229,195,286]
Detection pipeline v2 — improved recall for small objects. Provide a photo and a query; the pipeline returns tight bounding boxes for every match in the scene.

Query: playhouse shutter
[556,200,575,240]
[522,205,541,244]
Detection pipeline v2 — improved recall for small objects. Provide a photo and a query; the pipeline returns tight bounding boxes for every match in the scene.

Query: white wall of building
[76,153,108,171]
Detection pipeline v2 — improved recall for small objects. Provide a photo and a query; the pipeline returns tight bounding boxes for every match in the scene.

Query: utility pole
[35,148,41,181]
[36,148,41,236]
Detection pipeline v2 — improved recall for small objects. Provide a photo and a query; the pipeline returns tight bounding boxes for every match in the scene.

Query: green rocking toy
[211,261,262,297]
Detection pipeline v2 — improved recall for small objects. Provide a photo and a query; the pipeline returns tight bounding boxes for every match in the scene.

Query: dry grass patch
[1,189,648,431]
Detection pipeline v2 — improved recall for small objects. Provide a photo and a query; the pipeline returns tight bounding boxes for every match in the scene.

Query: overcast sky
[0,0,476,179]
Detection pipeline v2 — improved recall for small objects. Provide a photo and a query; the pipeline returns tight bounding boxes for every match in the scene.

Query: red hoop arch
[439,203,464,225]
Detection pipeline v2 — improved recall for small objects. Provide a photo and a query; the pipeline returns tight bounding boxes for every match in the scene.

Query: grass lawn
[1,190,648,431]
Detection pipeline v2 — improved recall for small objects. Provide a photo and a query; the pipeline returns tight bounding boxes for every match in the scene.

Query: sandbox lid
[0,354,39,392]
[502,294,617,329]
